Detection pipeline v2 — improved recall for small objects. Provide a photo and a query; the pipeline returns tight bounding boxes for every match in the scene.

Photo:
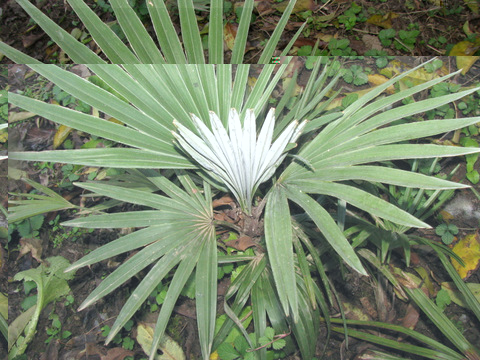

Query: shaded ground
[6,59,480,359]
[1,0,480,64]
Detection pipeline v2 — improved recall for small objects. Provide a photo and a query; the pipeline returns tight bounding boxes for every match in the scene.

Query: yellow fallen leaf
[248,76,257,90]
[457,56,480,75]
[382,60,449,88]
[366,12,398,29]
[0,129,7,143]
[449,39,480,56]
[342,301,371,321]
[209,351,219,360]
[413,267,435,296]
[367,74,395,94]
[53,124,72,149]
[8,111,36,123]
[0,293,7,320]
[439,210,455,221]
[136,322,185,360]
[451,232,480,280]
[464,0,479,14]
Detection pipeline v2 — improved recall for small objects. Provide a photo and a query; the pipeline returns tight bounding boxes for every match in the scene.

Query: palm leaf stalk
[173,108,307,214]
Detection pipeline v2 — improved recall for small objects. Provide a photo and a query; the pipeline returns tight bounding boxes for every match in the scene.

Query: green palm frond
[63,171,217,360]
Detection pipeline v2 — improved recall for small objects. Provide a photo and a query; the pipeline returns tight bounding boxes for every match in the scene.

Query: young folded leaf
[173,108,307,214]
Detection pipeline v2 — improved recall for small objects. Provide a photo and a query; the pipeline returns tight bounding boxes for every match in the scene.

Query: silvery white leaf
[173,108,305,214]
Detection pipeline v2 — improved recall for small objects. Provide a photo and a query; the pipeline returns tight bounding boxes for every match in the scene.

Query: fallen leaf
[413,266,435,296]
[8,111,37,123]
[107,116,125,125]
[366,12,398,29]
[22,33,45,48]
[225,235,257,251]
[367,74,395,94]
[212,195,235,208]
[224,22,237,51]
[439,210,455,221]
[391,267,429,296]
[456,56,480,75]
[464,0,479,14]
[136,322,186,360]
[272,0,317,13]
[53,125,72,149]
[359,297,377,319]
[362,35,383,51]
[400,303,420,332]
[382,59,449,87]
[282,77,303,97]
[450,232,480,279]
[102,347,135,360]
[17,238,43,263]
[342,301,371,321]
[0,293,7,320]
[449,38,480,56]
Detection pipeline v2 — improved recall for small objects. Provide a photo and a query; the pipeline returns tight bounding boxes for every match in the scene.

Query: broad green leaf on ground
[10,257,75,357]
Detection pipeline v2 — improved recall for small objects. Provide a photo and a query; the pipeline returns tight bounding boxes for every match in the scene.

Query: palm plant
[8,59,480,359]
[0,0,304,64]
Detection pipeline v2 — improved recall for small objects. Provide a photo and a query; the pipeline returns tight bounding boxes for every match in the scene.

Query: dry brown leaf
[225,235,257,251]
[366,12,398,29]
[22,33,45,48]
[400,303,420,331]
[273,0,318,13]
[362,35,383,51]
[18,238,43,263]
[212,195,235,208]
[102,348,135,360]
[224,22,237,51]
